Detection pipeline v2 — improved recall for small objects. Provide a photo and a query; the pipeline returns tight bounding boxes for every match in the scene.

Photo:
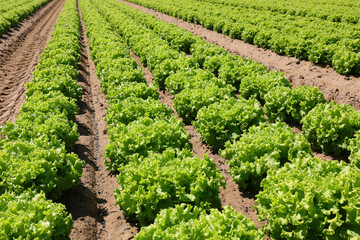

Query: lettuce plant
[218,56,268,89]
[256,157,360,239]
[105,97,173,127]
[301,102,360,155]
[115,149,224,226]
[25,75,82,101]
[165,68,223,95]
[2,112,79,150]
[239,71,291,104]
[174,83,235,123]
[152,54,199,89]
[106,82,159,104]
[221,122,312,189]
[0,136,83,199]
[20,91,79,119]
[264,85,326,123]
[194,97,265,149]
[190,41,227,68]
[136,204,263,239]
[0,190,73,239]
[105,117,191,171]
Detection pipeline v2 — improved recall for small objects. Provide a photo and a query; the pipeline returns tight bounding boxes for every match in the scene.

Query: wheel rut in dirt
[120,0,360,110]
[58,3,138,239]
[129,50,264,228]
[0,0,67,124]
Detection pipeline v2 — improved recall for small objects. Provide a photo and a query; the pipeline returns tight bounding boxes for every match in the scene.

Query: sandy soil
[129,50,263,228]
[59,3,138,239]
[0,0,66,125]
[120,0,360,110]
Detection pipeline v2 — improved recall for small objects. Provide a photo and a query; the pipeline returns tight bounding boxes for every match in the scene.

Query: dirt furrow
[0,0,66,124]
[59,4,138,240]
[58,6,98,239]
[120,0,360,110]
[129,50,263,228]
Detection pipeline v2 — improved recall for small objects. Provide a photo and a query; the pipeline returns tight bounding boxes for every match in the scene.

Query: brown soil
[120,0,360,110]
[130,49,263,228]
[59,3,138,240]
[0,0,66,125]
[186,125,263,228]
[58,19,98,239]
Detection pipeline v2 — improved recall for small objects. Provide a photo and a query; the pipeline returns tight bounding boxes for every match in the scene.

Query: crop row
[93,0,360,238]
[80,0,265,238]
[0,0,83,238]
[195,0,360,24]
[113,0,360,156]
[99,0,360,156]
[0,0,52,35]
[125,0,360,75]
[0,0,31,13]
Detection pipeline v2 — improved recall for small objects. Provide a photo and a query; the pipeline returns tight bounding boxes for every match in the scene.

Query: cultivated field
[0,0,359,239]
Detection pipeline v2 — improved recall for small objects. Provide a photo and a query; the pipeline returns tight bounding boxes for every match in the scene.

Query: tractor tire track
[0,0,66,124]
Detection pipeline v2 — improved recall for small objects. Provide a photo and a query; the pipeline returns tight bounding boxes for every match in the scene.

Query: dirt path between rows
[120,0,360,110]
[0,0,66,125]
[59,3,138,239]
[129,50,263,229]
